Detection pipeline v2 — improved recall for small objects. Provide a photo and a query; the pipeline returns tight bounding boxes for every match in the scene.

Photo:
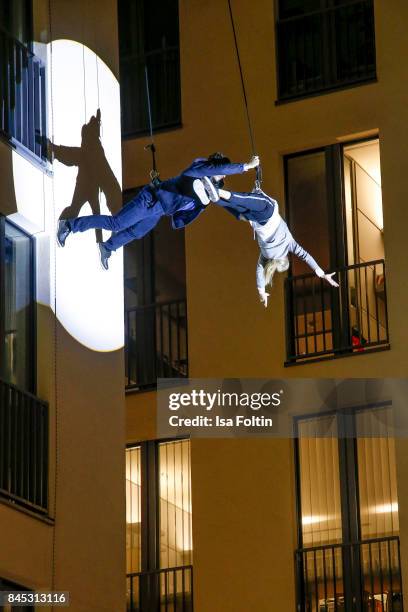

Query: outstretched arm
[184,155,260,178]
[47,139,82,166]
[291,240,339,287]
[256,255,270,307]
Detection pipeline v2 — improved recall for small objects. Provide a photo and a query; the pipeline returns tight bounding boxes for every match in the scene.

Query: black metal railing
[296,536,403,611]
[0,377,48,513]
[125,299,188,390]
[120,45,181,136]
[0,26,47,161]
[285,259,389,364]
[127,565,193,611]
[277,0,376,101]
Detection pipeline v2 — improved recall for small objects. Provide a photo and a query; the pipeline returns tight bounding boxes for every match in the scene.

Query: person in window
[57,153,260,269]
[214,187,339,307]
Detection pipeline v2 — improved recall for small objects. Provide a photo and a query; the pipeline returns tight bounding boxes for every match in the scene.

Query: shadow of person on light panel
[49,109,122,244]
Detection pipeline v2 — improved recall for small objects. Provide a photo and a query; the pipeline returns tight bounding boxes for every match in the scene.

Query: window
[0,0,32,47]
[123,189,188,390]
[0,379,49,514]
[126,439,193,611]
[295,406,403,611]
[0,220,48,515]
[284,138,388,364]
[276,0,376,101]
[0,218,35,392]
[118,0,181,136]
[0,1,47,161]
[0,577,34,612]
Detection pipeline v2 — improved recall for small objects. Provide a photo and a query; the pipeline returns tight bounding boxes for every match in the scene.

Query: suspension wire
[48,0,59,608]
[95,54,102,219]
[226,0,262,190]
[144,65,159,182]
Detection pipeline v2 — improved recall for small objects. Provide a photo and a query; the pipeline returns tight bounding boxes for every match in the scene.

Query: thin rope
[95,54,102,136]
[144,65,157,177]
[95,54,102,217]
[48,0,59,608]
[82,45,87,123]
[145,65,154,145]
[227,0,256,156]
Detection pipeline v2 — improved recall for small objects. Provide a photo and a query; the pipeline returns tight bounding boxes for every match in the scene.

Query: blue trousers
[68,186,164,251]
[220,191,274,224]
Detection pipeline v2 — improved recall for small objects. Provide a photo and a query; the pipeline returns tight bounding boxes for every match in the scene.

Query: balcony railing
[285,259,389,364]
[296,537,403,611]
[120,45,181,136]
[0,26,47,161]
[125,299,188,391]
[127,565,193,611]
[0,377,48,513]
[277,0,376,101]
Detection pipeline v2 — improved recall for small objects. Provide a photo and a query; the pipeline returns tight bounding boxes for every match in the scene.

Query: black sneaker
[98,242,111,270]
[57,219,71,247]
[201,176,220,202]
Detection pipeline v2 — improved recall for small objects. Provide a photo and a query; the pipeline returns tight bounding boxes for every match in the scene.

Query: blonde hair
[264,257,289,287]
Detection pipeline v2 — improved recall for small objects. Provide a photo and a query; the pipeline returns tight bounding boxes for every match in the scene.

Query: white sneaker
[193,179,210,205]
[201,176,220,202]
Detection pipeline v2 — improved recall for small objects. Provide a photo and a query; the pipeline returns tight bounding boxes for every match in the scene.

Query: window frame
[274,0,377,104]
[294,401,396,609]
[283,137,389,365]
[118,0,182,138]
[126,437,192,610]
[0,0,48,168]
[123,188,188,391]
[126,436,192,572]
[0,0,34,51]
[0,216,36,394]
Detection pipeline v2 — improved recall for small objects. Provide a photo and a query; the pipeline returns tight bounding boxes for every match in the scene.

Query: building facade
[123,1,408,611]
[1,1,408,611]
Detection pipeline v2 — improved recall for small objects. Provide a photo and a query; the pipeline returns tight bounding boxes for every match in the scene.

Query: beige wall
[123,0,408,610]
[0,1,126,611]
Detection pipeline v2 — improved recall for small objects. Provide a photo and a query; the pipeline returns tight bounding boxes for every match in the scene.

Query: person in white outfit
[215,188,339,307]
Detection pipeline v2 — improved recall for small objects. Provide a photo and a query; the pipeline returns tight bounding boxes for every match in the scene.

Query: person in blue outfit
[57,153,260,269]
[214,187,339,307]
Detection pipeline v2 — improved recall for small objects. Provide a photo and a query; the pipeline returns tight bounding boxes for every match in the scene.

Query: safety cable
[144,65,158,181]
[226,0,262,190]
[47,1,59,608]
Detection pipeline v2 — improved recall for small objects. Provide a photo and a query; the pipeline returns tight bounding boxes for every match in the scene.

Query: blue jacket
[157,158,246,229]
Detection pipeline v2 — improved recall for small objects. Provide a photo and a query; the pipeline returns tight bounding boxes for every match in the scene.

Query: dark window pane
[123,191,187,389]
[0,1,46,160]
[285,152,332,358]
[154,219,186,303]
[278,13,324,97]
[279,0,322,19]
[286,151,330,275]
[143,0,179,52]
[0,0,32,45]
[277,0,376,99]
[2,221,33,391]
[118,0,181,135]
[118,1,144,57]
[334,2,376,82]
